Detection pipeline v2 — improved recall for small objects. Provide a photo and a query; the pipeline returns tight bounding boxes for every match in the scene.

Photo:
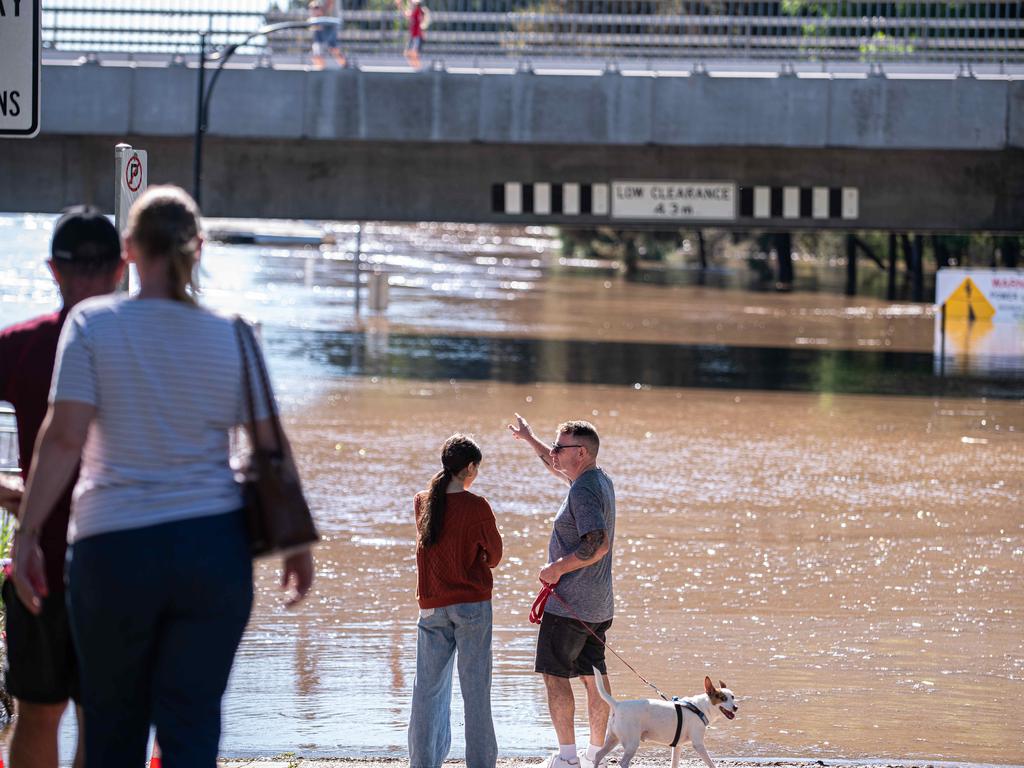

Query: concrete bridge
[2,54,1023,232]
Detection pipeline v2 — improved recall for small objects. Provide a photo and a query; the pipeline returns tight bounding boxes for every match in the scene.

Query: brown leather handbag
[234,319,319,557]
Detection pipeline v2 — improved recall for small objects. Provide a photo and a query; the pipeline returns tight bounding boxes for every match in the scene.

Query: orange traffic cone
[149,739,162,768]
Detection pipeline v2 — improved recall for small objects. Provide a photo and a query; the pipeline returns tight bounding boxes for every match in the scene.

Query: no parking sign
[116,146,148,228]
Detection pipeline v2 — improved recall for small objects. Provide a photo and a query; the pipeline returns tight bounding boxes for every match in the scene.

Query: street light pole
[191,18,341,209]
[193,31,207,207]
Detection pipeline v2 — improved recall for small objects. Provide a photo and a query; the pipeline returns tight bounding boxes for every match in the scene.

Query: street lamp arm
[201,18,341,129]
[194,17,341,206]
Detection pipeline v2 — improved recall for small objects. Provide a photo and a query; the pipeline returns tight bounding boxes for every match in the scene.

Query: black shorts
[2,580,79,703]
[534,610,612,678]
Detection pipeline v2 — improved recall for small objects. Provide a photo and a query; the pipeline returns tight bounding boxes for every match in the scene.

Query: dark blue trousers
[67,510,253,768]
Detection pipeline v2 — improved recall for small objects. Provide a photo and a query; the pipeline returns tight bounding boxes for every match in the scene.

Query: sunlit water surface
[0,215,1021,765]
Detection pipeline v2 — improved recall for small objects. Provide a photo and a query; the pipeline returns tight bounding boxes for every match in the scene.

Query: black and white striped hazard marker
[492,182,610,216]
[739,186,858,220]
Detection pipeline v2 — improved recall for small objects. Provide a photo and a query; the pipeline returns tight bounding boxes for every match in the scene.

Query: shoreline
[217,759,1024,768]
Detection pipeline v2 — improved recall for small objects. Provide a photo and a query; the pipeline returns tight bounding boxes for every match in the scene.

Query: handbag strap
[233,318,285,455]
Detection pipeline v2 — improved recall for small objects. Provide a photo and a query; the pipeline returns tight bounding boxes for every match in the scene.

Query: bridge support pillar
[775,232,793,292]
[887,233,897,301]
[695,230,709,286]
[911,235,925,303]
[845,234,857,297]
[999,237,1020,268]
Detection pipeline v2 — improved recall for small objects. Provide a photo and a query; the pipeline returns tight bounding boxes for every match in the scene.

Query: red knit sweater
[415,490,503,609]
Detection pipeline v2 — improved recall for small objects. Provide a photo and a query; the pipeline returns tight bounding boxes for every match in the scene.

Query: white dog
[592,668,738,768]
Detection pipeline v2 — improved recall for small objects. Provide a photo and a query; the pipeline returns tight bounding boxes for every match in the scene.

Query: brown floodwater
[0,216,1021,763]
[229,378,1023,763]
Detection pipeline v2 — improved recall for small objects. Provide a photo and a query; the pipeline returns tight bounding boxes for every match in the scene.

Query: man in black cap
[0,205,123,768]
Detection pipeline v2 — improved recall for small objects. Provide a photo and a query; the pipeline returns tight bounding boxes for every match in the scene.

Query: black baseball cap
[51,205,121,265]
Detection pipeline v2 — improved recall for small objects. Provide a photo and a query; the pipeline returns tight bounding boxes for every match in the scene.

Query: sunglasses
[550,443,584,453]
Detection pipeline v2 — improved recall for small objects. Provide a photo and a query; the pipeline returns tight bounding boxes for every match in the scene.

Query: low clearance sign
[0,0,40,137]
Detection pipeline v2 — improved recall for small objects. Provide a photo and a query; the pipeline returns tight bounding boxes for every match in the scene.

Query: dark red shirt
[415,490,502,609]
[0,310,75,594]
[410,5,424,38]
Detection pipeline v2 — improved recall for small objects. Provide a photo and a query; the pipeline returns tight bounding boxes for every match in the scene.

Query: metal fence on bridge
[42,1,1024,64]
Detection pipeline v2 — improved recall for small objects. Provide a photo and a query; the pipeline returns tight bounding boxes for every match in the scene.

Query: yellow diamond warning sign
[935,268,1024,374]
[943,277,996,321]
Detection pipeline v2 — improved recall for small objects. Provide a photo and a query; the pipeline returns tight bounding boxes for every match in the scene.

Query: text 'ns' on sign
[0,0,41,138]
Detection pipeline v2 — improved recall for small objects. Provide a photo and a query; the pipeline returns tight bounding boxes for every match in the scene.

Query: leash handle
[529,582,554,625]
[529,582,671,702]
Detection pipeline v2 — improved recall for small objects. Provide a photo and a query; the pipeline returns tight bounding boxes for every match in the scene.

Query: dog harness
[670,701,708,747]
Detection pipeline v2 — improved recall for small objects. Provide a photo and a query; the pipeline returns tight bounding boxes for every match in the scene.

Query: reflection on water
[0,215,1021,764]
[0,217,940,355]
[268,327,1024,400]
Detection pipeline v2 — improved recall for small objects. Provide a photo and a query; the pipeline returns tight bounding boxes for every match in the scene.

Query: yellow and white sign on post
[115,143,148,291]
[934,268,1024,374]
[0,0,41,137]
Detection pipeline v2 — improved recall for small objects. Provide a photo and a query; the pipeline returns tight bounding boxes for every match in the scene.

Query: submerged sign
[934,268,1024,374]
[611,181,736,221]
[0,0,40,137]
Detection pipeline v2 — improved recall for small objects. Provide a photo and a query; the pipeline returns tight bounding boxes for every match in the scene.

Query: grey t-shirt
[546,467,615,623]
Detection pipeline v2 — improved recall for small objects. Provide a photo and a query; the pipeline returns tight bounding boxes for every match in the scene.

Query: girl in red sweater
[408,434,502,768]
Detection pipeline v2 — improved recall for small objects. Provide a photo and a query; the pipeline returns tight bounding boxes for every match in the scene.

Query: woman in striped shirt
[12,186,314,768]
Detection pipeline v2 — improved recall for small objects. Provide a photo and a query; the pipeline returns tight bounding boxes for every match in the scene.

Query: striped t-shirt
[51,296,272,543]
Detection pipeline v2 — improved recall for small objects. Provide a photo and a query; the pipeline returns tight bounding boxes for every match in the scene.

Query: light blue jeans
[408,600,498,768]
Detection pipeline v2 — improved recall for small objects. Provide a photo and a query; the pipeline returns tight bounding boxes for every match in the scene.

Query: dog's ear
[719,680,728,691]
[704,676,716,696]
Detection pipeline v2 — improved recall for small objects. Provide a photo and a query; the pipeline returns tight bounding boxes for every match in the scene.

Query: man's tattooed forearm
[576,530,606,560]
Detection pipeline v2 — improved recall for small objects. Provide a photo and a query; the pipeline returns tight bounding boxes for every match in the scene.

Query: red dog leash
[530,581,671,702]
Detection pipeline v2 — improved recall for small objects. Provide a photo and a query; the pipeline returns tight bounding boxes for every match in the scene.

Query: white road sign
[611,181,737,221]
[0,0,41,137]
[116,148,148,227]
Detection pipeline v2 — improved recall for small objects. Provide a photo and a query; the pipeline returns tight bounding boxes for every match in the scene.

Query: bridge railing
[42,1,1024,64]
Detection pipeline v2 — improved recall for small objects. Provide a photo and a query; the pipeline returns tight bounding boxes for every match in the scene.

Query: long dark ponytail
[418,433,482,550]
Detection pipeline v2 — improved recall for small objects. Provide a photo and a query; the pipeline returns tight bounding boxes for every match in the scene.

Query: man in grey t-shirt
[509,414,616,768]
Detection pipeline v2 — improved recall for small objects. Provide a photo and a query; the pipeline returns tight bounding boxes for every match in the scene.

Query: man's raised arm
[507,412,571,486]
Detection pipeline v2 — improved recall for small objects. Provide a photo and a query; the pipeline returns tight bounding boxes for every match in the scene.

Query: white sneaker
[545,752,581,768]
[578,750,604,768]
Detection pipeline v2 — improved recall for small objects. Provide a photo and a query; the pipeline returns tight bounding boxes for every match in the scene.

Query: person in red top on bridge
[0,206,123,768]
[408,433,502,768]
[396,0,428,69]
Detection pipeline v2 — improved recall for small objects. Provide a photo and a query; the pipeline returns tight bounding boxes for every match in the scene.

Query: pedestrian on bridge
[396,0,429,69]
[310,0,347,69]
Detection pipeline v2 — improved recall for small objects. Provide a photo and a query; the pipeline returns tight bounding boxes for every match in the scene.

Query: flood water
[0,215,1022,765]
